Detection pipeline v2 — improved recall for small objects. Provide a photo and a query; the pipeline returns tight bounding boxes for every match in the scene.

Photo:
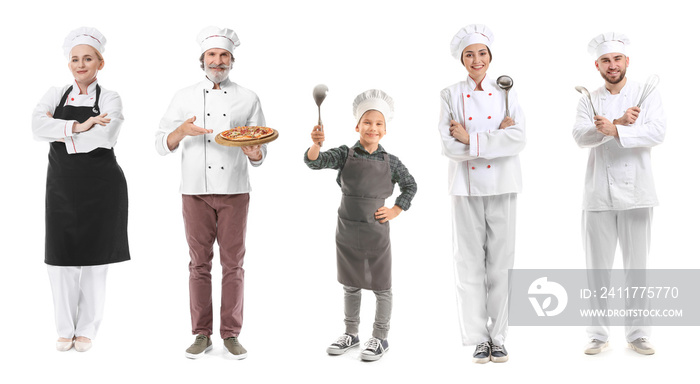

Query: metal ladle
[312,84,329,147]
[575,86,598,116]
[496,75,514,117]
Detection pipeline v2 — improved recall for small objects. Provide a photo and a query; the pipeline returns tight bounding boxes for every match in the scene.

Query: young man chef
[573,32,666,356]
[155,26,267,360]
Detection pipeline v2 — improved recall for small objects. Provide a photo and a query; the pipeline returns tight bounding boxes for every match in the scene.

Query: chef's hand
[242,144,263,161]
[613,107,640,126]
[375,205,402,223]
[311,125,325,146]
[167,116,213,151]
[594,116,619,137]
[177,116,212,136]
[449,120,469,145]
[73,113,110,133]
[499,116,514,129]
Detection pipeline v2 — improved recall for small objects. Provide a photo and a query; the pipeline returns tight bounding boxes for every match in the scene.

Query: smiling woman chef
[438,24,526,364]
[32,27,130,352]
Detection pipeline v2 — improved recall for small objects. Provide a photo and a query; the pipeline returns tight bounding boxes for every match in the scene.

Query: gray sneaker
[326,333,360,355]
[185,334,212,359]
[583,339,609,355]
[628,337,655,355]
[223,337,248,360]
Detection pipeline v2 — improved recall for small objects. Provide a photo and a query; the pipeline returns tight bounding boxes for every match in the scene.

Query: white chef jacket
[439,76,526,196]
[156,78,267,195]
[572,80,666,211]
[32,80,124,154]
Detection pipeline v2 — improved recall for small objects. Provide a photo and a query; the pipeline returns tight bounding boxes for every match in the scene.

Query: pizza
[220,126,275,142]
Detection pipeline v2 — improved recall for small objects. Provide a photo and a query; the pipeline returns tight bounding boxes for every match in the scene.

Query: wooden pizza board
[215,129,279,147]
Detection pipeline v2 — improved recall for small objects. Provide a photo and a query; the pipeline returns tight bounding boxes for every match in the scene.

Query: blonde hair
[68,45,104,61]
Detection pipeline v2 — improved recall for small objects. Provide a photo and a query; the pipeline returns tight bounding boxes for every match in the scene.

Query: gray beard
[205,66,230,84]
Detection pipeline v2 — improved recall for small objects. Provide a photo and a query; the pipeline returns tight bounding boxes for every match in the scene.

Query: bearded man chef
[573,32,666,356]
[156,26,267,360]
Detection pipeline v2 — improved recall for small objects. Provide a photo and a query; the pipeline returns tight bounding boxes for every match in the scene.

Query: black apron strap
[53,86,73,116]
[92,84,101,114]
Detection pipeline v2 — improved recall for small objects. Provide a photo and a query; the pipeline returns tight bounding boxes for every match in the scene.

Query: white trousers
[47,265,108,340]
[452,194,516,347]
[582,208,652,342]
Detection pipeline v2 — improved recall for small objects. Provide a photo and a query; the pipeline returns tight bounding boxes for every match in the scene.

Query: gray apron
[336,148,394,291]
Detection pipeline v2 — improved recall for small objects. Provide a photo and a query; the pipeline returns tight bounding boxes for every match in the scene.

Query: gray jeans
[343,285,392,340]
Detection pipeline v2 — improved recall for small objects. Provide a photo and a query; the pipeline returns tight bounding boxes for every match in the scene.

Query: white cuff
[469,133,479,157]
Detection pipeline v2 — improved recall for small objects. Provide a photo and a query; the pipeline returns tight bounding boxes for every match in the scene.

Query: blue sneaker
[361,337,389,361]
[327,333,360,355]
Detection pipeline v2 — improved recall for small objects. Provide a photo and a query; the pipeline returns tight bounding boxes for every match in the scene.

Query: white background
[1,0,697,382]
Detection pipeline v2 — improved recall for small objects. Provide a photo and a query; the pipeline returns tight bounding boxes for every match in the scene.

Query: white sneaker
[628,338,655,355]
[584,339,609,355]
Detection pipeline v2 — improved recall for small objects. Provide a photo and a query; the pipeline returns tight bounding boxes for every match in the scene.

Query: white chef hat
[588,32,631,58]
[450,24,494,60]
[197,26,241,54]
[353,89,394,123]
[63,27,106,59]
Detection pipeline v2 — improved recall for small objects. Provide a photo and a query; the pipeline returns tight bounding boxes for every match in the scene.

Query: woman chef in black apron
[304,89,417,361]
[31,27,129,352]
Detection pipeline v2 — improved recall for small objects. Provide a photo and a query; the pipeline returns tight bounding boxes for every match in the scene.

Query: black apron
[335,148,393,291]
[45,85,130,266]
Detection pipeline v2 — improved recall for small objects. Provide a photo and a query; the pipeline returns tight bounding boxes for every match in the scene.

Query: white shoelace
[490,344,504,353]
[475,342,490,354]
[335,334,353,347]
[364,337,382,352]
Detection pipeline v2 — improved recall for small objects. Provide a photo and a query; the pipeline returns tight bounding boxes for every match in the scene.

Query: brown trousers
[182,193,249,339]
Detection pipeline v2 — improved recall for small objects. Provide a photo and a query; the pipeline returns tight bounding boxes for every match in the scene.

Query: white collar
[466,74,495,92]
[72,79,98,95]
[200,76,233,90]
